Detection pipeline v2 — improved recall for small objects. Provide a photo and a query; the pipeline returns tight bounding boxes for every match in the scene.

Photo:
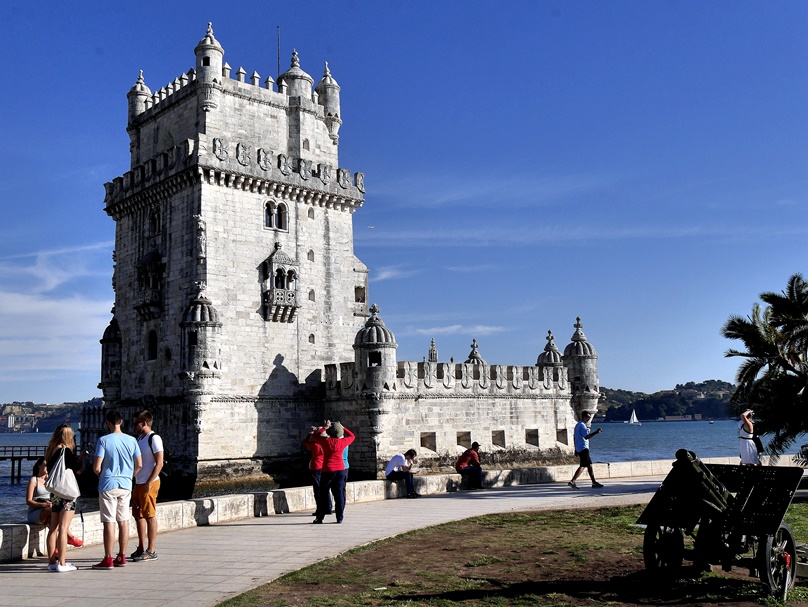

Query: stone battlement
[326,360,575,397]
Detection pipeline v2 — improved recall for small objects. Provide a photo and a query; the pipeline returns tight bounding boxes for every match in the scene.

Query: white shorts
[99,488,132,523]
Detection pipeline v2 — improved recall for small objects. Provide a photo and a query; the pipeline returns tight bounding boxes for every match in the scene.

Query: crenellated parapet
[325,360,570,399]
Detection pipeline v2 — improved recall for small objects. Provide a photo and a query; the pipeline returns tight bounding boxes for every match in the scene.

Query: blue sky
[2,1,808,403]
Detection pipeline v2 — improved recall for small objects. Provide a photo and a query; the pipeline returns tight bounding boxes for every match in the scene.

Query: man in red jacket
[309,420,355,523]
[455,442,484,489]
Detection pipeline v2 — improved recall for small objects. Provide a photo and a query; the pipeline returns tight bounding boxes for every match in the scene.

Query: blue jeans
[311,469,332,516]
[386,471,415,494]
[318,470,346,521]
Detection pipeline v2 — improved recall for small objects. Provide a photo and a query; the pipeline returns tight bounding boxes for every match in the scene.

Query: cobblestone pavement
[0,476,663,607]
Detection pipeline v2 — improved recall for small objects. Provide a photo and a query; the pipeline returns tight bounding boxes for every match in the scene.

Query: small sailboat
[629,409,641,426]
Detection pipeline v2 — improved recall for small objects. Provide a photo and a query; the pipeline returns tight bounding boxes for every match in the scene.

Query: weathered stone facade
[84,24,599,496]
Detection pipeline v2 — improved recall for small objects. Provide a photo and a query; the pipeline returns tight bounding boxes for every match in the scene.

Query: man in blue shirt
[568,410,604,489]
[92,409,142,569]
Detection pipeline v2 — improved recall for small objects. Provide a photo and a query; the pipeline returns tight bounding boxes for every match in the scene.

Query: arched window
[146,330,158,361]
[355,286,366,303]
[307,250,314,262]
[308,208,315,219]
[308,334,315,344]
[265,202,274,228]
[276,204,288,231]
[286,270,296,289]
[308,289,315,302]
[303,139,310,151]
[274,269,286,289]
[148,211,159,236]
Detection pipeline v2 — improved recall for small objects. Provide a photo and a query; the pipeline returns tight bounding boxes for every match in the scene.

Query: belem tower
[82,24,600,496]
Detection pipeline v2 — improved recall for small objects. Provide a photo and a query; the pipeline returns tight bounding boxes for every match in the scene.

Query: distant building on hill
[83,24,600,496]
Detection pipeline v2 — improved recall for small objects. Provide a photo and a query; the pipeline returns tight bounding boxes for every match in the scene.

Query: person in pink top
[309,420,354,524]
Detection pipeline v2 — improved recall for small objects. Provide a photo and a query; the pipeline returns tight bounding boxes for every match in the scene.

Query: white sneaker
[56,563,77,572]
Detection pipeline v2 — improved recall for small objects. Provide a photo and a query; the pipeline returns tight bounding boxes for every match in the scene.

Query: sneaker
[114,553,126,567]
[47,562,58,572]
[130,546,144,560]
[312,519,323,524]
[67,537,83,548]
[133,550,157,562]
[592,482,604,488]
[56,563,77,572]
[568,481,579,489]
[407,492,420,499]
[92,556,114,570]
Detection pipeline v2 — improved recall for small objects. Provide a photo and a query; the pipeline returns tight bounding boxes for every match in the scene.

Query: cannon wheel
[643,525,684,569]
[758,522,797,598]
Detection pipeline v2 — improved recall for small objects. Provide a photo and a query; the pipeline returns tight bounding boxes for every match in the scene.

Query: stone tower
[92,24,368,492]
[563,317,600,420]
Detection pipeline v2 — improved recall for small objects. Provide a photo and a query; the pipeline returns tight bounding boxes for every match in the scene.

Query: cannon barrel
[671,448,731,515]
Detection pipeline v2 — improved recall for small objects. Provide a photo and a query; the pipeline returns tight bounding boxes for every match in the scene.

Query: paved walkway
[0,476,663,607]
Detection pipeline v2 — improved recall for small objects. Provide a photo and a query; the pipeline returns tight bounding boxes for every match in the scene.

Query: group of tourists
[29,409,164,573]
[303,420,354,524]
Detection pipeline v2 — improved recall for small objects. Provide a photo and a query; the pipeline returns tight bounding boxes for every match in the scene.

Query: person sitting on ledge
[385,449,420,498]
[455,442,484,489]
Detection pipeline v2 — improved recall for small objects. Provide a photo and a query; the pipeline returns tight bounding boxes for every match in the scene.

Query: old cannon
[637,449,806,598]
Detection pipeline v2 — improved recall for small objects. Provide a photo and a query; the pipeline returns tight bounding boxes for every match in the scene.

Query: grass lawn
[217,503,808,607]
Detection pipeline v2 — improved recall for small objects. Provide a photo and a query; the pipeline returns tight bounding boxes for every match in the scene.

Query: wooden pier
[0,446,46,484]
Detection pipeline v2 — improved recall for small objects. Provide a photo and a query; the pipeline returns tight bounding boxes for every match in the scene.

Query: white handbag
[45,447,81,501]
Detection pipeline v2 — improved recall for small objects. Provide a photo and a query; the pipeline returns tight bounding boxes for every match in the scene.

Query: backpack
[147,433,172,479]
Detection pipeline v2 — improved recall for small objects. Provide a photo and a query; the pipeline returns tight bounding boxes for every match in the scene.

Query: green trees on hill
[600,380,734,422]
[721,273,808,460]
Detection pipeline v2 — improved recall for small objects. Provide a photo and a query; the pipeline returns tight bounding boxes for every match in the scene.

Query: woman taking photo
[44,425,84,572]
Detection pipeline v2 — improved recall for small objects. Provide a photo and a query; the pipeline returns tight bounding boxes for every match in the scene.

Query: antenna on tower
[277,26,281,82]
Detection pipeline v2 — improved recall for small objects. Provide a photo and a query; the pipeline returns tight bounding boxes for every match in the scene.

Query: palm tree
[721,273,808,461]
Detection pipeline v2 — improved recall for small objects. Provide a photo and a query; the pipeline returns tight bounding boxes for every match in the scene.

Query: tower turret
[194,22,224,83]
[194,22,224,112]
[563,317,599,418]
[315,62,342,143]
[98,312,122,404]
[127,71,151,125]
[537,330,563,368]
[353,304,397,396]
[278,50,314,99]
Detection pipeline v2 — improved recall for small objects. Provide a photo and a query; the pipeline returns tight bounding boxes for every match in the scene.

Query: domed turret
[353,304,397,395]
[465,339,486,365]
[315,62,342,142]
[562,317,599,416]
[180,290,223,380]
[194,22,224,83]
[536,330,563,367]
[127,70,152,124]
[278,50,314,99]
[98,313,122,402]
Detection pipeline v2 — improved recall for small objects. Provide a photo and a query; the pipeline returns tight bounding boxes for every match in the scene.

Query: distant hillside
[600,380,735,422]
[0,398,102,432]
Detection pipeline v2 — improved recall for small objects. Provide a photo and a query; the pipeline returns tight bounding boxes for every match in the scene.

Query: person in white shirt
[130,410,164,561]
[385,449,419,498]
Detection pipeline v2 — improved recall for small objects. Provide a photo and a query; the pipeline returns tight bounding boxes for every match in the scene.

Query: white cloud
[372,172,615,209]
[0,241,113,293]
[370,265,420,282]
[409,324,508,337]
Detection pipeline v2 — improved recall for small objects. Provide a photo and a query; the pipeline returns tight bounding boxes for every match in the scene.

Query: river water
[0,420,802,524]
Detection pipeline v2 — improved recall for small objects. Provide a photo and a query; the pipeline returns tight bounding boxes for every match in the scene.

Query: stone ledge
[1,455,797,562]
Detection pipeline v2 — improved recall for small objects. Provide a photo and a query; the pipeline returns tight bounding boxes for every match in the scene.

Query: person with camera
[568,410,605,489]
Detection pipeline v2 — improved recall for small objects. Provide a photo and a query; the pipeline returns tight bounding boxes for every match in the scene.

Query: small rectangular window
[368,351,382,367]
[457,431,471,449]
[420,432,436,452]
[492,430,505,448]
[556,429,569,446]
[526,429,539,447]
